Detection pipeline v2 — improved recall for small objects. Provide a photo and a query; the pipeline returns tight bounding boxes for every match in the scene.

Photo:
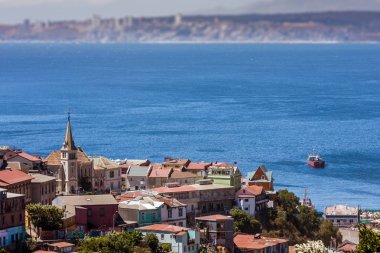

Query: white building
[324,204,359,227]
[156,195,187,227]
[91,156,122,193]
[136,224,200,253]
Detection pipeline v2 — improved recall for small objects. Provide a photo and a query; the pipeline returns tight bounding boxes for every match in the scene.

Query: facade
[167,170,202,186]
[156,195,187,227]
[207,162,242,191]
[91,156,122,193]
[30,173,56,205]
[236,185,268,215]
[52,195,118,230]
[151,180,235,225]
[195,214,234,252]
[147,163,173,188]
[118,196,162,227]
[247,165,274,191]
[0,188,26,250]
[233,233,289,253]
[125,165,152,190]
[0,168,32,203]
[45,115,93,194]
[324,205,359,227]
[136,224,200,253]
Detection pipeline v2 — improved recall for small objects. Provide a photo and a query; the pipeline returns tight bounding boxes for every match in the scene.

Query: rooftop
[0,168,33,187]
[45,149,90,165]
[136,224,189,233]
[325,205,359,216]
[119,196,164,211]
[196,214,233,221]
[127,165,151,177]
[91,156,120,170]
[53,194,118,207]
[187,162,212,170]
[30,173,56,183]
[234,233,288,250]
[148,164,172,178]
[48,242,75,248]
[5,150,42,162]
[170,170,199,179]
[151,182,234,194]
[238,185,264,197]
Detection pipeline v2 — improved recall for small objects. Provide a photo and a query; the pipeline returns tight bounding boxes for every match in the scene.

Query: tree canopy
[229,208,261,234]
[356,224,380,253]
[144,233,159,253]
[26,203,64,231]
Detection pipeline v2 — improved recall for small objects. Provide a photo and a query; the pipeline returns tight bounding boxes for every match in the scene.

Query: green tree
[356,224,380,253]
[229,208,261,234]
[26,203,64,231]
[79,231,144,253]
[318,219,342,247]
[144,233,159,253]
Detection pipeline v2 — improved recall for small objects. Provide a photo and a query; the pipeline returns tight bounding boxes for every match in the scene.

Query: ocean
[0,43,379,211]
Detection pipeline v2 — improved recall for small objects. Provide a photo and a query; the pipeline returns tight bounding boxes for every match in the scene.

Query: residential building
[3,148,45,172]
[118,196,162,227]
[233,233,289,253]
[52,194,118,230]
[156,195,187,227]
[247,165,274,191]
[91,156,122,193]
[147,164,173,188]
[46,242,75,253]
[136,224,200,253]
[186,162,211,177]
[125,165,152,190]
[0,149,5,169]
[236,185,268,215]
[45,114,93,194]
[0,168,32,203]
[324,205,359,227]
[30,173,56,205]
[119,159,151,174]
[162,158,191,170]
[167,170,202,186]
[195,214,234,251]
[207,162,242,191]
[337,240,357,253]
[151,180,235,225]
[6,161,30,174]
[0,188,26,251]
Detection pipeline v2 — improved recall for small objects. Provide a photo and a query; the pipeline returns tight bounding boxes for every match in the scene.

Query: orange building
[247,165,274,191]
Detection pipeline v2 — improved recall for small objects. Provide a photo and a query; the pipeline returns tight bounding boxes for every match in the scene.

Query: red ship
[307,153,325,168]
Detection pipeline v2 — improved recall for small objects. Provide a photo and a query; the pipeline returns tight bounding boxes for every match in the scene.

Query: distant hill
[1,11,380,42]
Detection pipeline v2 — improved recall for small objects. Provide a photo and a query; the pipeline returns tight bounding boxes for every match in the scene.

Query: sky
[1,0,380,24]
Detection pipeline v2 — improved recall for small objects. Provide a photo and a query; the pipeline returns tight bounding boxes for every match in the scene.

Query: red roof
[118,192,145,202]
[148,164,172,178]
[211,162,234,168]
[150,185,197,194]
[48,242,74,248]
[238,185,264,197]
[170,170,198,179]
[234,233,288,250]
[196,214,233,221]
[187,162,212,170]
[5,150,42,162]
[136,224,189,233]
[0,169,33,186]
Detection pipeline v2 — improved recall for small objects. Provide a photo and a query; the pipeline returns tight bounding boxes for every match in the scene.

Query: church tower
[60,113,78,194]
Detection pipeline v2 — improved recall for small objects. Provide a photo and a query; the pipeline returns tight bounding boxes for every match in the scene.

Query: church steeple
[61,112,77,151]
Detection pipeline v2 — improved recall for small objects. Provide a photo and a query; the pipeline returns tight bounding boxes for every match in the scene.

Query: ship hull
[307,160,325,168]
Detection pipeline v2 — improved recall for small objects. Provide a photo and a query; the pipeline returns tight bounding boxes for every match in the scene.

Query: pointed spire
[62,112,77,151]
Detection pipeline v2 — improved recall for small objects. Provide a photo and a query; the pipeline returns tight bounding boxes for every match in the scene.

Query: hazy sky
[1,0,380,24]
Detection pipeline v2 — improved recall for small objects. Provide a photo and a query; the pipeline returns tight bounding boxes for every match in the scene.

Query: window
[245,199,249,202]
[261,175,265,180]
[179,222,183,227]
[11,215,14,225]
[88,208,93,217]
[141,212,145,221]
[161,234,164,240]
[99,208,105,217]
[153,212,157,220]
[179,208,183,217]
[110,171,114,178]
[191,205,194,211]
[245,207,249,211]
[11,234,14,243]
[168,209,172,218]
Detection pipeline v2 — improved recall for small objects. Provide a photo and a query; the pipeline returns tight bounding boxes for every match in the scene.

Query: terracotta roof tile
[0,169,33,185]
[150,185,197,194]
[136,224,189,233]
[45,150,90,165]
[149,165,172,178]
[238,185,264,197]
[170,171,199,179]
[234,233,288,250]
[187,162,212,170]
[196,214,233,221]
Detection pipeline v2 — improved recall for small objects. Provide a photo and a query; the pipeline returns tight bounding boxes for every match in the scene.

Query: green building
[207,162,242,191]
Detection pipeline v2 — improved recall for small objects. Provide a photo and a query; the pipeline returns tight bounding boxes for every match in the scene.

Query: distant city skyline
[1,0,380,24]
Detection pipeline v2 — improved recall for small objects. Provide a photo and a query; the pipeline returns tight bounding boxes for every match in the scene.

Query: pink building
[52,195,118,230]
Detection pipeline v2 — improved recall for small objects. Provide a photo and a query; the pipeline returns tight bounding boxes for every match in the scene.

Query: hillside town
[0,115,379,253]
[1,11,380,43]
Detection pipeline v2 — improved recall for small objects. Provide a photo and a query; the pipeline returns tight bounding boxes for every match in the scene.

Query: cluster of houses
[0,115,361,252]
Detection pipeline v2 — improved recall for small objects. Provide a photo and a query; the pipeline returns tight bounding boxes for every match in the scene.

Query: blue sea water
[0,43,380,210]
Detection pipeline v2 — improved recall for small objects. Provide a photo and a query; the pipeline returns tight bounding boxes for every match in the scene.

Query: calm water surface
[0,43,380,210]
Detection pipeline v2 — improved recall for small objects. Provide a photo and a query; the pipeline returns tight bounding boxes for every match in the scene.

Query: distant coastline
[1,11,380,43]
